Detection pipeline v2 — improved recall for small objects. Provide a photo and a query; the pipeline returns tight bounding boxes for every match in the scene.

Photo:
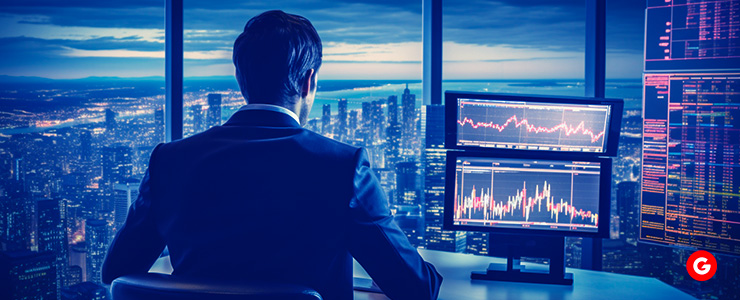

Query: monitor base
[471,262,574,285]
[472,235,574,285]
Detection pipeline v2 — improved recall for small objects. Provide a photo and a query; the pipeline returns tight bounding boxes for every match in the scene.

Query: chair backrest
[110,273,322,300]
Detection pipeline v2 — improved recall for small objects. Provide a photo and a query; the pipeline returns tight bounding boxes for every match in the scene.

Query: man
[102,10,442,300]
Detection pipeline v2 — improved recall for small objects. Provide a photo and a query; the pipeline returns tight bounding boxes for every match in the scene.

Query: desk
[150,249,696,300]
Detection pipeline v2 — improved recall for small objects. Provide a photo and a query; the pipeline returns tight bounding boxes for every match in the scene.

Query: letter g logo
[686,250,716,281]
[692,257,709,275]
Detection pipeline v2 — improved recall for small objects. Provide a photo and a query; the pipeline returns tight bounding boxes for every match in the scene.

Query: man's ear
[301,69,315,98]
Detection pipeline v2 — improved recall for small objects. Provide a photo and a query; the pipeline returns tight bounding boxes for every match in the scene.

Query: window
[442,0,586,97]
[181,1,426,246]
[0,1,164,296]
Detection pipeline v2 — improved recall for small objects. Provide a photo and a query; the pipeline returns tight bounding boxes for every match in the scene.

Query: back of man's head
[233,10,322,106]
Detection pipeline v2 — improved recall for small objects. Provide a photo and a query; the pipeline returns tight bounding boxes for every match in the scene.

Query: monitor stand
[471,235,573,285]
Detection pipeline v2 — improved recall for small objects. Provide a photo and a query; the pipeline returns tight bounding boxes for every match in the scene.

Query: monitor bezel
[443,150,611,238]
[445,91,624,157]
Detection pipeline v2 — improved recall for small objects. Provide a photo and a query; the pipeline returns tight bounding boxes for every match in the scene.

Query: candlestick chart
[453,157,601,233]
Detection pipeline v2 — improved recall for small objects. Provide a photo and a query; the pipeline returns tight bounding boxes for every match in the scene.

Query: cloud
[0,0,646,79]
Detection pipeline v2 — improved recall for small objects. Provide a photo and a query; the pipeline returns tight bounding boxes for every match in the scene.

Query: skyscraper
[66,266,82,287]
[321,104,331,136]
[85,220,108,285]
[401,84,416,155]
[0,250,57,300]
[2,181,33,251]
[154,106,164,143]
[207,93,222,128]
[617,181,639,246]
[79,131,92,162]
[396,161,419,206]
[104,109,116,132]
[192,104,205,134]
[101,144,132,185]
[423,105,466,252]
[113,180,140,232]
[387,95,398,124]
[336,99,348,142]
[37,198,70,294]
[385,123,402,170]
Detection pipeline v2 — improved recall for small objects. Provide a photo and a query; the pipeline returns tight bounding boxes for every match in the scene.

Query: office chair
[110,273,322,300]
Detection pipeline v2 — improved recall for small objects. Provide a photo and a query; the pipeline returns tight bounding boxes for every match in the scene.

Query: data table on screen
[645,0,740,71]
[641,73,740,255]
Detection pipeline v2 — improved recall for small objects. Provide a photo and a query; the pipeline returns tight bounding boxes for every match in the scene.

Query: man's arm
[347,148,443,300]
[101,163,166,284]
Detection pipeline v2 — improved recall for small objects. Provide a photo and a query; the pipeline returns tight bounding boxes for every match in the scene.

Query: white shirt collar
[237,104,301,125]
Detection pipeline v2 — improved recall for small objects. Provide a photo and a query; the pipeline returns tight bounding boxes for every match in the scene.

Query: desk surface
[150,249,696,300]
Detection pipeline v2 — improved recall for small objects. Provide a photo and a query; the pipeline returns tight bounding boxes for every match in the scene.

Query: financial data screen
[452,157,601,233]
[645,0,740,71]
[640,73,740,255]
[456,98,611,153]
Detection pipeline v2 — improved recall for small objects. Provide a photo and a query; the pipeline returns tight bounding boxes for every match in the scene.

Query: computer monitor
[444,151,611,238]
[644,0,740,72]
[640,73,740,256]
[445,91,623,156]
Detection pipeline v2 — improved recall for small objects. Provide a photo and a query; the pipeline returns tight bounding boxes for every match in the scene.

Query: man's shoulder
[299,129,360,156]
[152,126,361,162]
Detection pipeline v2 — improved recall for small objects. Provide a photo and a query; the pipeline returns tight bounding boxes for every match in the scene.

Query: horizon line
[0,75,643,82]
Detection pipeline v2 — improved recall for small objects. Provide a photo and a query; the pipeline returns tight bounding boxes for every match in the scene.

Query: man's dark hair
[233,10,322,105]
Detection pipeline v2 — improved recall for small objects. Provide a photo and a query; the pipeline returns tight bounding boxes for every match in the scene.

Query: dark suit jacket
[102,108,442,300]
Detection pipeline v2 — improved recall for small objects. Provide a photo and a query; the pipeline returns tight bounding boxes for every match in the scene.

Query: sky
[0,0,646,80]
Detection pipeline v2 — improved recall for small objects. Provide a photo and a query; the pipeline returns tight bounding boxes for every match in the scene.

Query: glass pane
[182,1,426,246]
[182,1,424,137]
[0,1,164,297]
[442,0,586,97]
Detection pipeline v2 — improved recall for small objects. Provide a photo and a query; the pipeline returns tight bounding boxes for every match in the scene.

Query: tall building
[192,104,204,134]
[79,131,92,162]
[66,266,82,287]
[0,250,57,300]
[113,180,140,232]
[394,205,423,248]
[321,104,331,136]
[347,110,358,142]
[101,144,132,185]
[2,181,33,251]
[401,84,416,155]
[385,123,402,170]
[69,244,86,282]
[153,107,164,143]
[465,232,488,255]
[336,99,348,142]
[104,109,116,132]
[207,93,222,128]
[387,95,398,124]
[396,161,419,206]
[84,220,108,285]
[371,100,385,142]
[423,105,466,252]
[37,198,70,294]
[617,181,639,245]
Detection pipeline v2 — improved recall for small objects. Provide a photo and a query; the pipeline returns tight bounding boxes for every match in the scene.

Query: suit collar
[223,109,302,128]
